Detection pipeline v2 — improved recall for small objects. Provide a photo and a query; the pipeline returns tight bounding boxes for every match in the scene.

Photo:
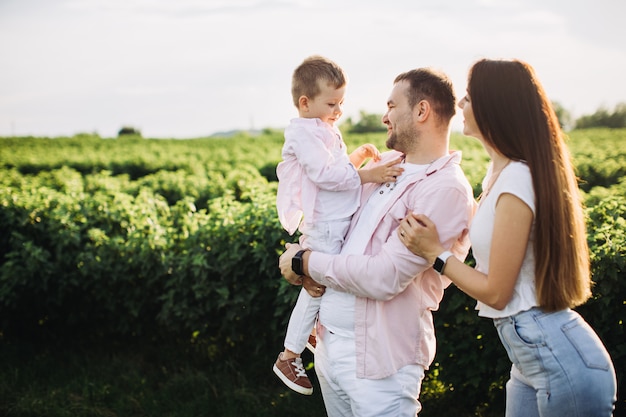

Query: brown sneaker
[273,353,313,395]
[306,333,316,354]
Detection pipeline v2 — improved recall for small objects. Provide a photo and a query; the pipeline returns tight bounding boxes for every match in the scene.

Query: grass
[0,339,328,417]
[0,336,507,417]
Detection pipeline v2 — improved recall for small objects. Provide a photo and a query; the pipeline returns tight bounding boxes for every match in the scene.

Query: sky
[1,0,625,138]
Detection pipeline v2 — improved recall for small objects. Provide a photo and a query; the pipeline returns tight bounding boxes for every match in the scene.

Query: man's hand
[303,275,326,297]
[279,243,326,296]
[279,242,304,285]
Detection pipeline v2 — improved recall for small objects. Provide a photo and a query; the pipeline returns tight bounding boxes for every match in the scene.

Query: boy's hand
[355,143,382,162]
[359,157,404,184]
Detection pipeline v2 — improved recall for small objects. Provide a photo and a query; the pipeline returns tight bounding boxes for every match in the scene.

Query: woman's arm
[400,193,532,310]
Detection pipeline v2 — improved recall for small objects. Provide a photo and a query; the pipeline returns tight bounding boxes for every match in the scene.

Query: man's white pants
[315,329,425,417]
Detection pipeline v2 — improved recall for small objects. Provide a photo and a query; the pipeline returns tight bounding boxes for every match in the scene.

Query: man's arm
[280,186,473,301]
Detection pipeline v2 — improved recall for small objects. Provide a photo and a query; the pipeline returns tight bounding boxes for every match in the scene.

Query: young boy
[274,55,403,395]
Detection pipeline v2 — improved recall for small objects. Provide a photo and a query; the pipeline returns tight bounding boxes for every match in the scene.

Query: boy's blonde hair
[291,55,347,108]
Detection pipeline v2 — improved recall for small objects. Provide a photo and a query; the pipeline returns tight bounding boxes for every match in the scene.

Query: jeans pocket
[497,319,546,379]
[562,318,611,371]
[512,320,544,347]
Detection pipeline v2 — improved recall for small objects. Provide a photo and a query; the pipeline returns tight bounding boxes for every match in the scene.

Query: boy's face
[300,80,345,126]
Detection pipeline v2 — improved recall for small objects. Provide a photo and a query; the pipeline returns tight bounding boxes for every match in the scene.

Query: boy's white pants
[283,218,350,353]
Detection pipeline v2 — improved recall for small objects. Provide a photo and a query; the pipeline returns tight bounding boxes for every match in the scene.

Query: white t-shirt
[471,161,538,318]
[319,161,429,335]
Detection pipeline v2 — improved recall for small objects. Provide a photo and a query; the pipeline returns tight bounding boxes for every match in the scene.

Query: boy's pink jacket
[276,118,361,235]
[309,150,476,379]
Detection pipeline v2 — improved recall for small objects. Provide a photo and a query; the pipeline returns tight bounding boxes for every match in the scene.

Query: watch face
[433,257,445,273]
[292,250,305,275]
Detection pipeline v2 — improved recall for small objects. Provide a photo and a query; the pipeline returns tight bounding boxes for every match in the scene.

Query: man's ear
[298,95,309,112]
[415,100,430,121]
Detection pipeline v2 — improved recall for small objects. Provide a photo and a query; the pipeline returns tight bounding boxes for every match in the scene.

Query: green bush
[0,130,624,415]
[569,128,626,191]
[580,190,626,405]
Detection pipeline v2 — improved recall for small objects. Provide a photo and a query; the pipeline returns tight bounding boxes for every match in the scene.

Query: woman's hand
[397,213,445,264]
[279,243,304,285]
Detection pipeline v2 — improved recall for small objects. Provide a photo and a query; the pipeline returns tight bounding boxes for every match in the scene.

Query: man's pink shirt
[309,150,476,379]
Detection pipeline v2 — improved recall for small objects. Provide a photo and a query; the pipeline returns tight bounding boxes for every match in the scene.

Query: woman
[398,59,616,417]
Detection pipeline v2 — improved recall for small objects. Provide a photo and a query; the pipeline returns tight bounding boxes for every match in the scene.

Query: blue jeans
[494,308,616,417]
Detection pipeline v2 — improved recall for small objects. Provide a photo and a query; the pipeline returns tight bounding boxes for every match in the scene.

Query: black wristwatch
[292,249,308,276]
[433,251,454,275]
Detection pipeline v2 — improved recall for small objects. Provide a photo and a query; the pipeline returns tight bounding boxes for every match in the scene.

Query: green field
[0,128,624,416]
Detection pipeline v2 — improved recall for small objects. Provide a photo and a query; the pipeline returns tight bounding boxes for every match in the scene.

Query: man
[279,68,476,416]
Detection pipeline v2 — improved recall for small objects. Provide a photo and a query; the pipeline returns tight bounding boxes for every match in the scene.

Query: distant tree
[118,126,142,137]
[575,103,626,129]
[551,101,573,130]
[344,110,387,133]
[73,131,101,139]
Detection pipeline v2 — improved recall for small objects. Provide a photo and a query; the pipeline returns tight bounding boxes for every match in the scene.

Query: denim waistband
[492,306,572,325]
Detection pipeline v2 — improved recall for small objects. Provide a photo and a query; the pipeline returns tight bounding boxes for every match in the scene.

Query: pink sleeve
[309,186,473,300]
[293,127,361,192]
[276,158,303,235]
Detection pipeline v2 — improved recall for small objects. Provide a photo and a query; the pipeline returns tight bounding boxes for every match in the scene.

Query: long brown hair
[468,59,591,310]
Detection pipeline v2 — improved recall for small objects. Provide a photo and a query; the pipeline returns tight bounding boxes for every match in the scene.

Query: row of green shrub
[0,129,624,414]
[0,166,289,355]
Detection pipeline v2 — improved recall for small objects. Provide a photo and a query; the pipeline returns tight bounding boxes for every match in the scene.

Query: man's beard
[385,133,397,150]
[386,127,416,153]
